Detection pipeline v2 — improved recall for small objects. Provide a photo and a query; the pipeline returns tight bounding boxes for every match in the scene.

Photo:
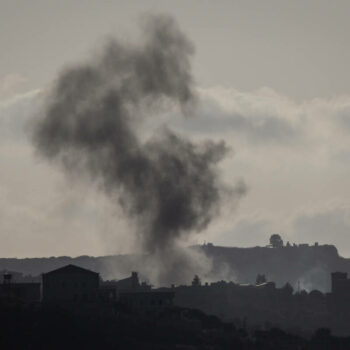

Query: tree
[281,282,293,296]
[269,234,283,248]
[192,275,201,286]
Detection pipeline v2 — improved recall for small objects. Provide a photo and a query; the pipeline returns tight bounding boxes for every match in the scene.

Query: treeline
[1,298,350,349]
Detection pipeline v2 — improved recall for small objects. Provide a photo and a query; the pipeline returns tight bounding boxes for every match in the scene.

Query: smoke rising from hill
[32,14,246,284]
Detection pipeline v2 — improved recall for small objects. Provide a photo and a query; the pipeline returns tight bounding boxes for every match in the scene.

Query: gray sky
[2,0,350,257]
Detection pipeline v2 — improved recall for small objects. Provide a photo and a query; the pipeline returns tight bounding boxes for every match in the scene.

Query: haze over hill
[0,242,348,292]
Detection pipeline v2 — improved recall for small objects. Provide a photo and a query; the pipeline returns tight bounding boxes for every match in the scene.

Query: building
[0,273,40,302]
[115,271,140,291]
[331,272,350,294]
[329,272,350,335]
[42,264,99,303]
[100,271,151,302]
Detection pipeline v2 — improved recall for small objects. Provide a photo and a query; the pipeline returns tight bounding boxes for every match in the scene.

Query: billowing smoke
[33,15,246,285]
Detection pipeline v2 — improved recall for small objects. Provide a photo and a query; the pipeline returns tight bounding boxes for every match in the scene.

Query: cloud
[174,101,297,144]
[168,87,350,153]
[0,74,27,100]
[0,89,42,141]
[197,87,299,144]
[180,87,350,257]
[0,90,134,258]
[4,85,350,258]
[215,217,272,248]
[291,202,350,256]
[163,87,299,145]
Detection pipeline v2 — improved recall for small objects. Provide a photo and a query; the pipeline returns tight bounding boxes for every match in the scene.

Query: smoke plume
[33,14,245,284]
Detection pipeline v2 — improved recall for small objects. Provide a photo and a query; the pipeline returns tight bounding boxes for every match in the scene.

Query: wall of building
[42,269,99,303]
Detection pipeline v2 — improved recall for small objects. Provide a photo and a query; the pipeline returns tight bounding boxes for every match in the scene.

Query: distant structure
[115,271,140,290]
[42,264,99,303]
[0,273,40,302]
[331,272,350,294]
[255,274,267,285]
[329,272,350,335]
[100,271,151,302]
[99,271,173,313]
[192,275,201,287]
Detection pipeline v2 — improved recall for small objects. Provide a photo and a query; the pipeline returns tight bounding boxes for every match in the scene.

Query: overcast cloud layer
[2,1,350,259]
[2,0,350,101]
[2,84,350,257]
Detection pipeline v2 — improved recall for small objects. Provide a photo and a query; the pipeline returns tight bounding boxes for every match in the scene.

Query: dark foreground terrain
[1,298,350,350]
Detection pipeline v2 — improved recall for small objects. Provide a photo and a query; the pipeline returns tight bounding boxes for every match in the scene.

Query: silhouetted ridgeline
[200,243,346,292]
[0,243,348,292]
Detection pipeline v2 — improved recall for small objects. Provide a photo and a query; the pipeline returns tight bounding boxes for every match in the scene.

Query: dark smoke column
[33,15,245,284]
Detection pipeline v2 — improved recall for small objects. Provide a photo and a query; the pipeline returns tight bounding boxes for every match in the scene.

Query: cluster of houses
[0,264,174,313]
[2,263,350,335]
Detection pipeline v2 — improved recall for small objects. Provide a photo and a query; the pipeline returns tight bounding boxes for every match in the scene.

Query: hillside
[200,243,350,292]
[0,244,349,292]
